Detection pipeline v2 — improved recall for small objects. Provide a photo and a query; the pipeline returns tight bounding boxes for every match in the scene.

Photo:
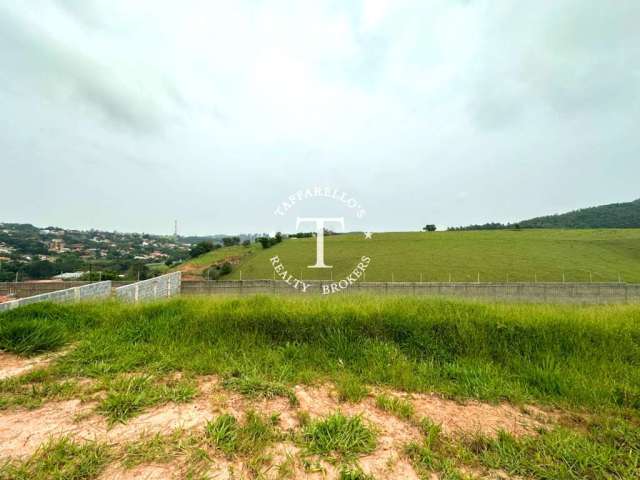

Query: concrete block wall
[115,272,181,303]
[0,281,112,312]
[180,280,640,304]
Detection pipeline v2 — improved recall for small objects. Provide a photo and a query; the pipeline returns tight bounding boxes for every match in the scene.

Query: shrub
[189,241,214,258]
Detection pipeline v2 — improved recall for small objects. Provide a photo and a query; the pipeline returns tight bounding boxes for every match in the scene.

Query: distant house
[49,239,65,253]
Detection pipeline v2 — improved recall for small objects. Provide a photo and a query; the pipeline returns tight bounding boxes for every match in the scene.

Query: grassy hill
[209,229,640,283]
[519,198,640,229]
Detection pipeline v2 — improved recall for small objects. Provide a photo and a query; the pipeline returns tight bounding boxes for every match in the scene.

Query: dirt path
[0,350,64,380]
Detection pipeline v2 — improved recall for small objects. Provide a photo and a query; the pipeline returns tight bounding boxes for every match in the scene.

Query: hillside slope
[519,198,640,229]
[224,229,640,283]
[172,244,260,280]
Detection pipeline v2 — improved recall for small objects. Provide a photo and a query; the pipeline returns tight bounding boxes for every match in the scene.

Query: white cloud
[0,0,638,233]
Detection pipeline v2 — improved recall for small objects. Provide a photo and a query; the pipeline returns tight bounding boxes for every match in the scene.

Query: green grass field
[216,229,640,283]
[1,296,639,478]
[1,296,638,409]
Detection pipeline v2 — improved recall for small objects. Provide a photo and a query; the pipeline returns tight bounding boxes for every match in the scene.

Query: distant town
[0,222,261,282]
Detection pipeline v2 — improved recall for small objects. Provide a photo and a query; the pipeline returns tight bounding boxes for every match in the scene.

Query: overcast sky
[1,0,639,235]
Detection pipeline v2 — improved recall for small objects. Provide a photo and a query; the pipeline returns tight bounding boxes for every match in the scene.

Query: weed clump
[335,373,369,403]
[339,467,375,479]
[375,394,414,420]
[98,374,196,424]
[0,437,110,480]
[302,413,377,459]
[222,374,298,406]
[205,411,280,457]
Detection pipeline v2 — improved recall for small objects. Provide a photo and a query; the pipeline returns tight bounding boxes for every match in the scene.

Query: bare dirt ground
[0,361,552,479]
[0,350,65,380]
[176,255,243,281]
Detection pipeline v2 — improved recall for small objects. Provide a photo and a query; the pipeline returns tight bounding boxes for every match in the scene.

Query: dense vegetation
[520,198,640,229]
[450,198,640,230]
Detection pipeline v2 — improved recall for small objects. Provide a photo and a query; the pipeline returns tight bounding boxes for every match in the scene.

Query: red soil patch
[294,384,422,479]
[0,351,61,380]
[0,377,220,459]
[99,463,179,480]
[408,392,544,437]
[0,377,551,480]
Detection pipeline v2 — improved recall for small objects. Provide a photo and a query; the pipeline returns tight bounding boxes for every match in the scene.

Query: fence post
[625,284,629,304]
